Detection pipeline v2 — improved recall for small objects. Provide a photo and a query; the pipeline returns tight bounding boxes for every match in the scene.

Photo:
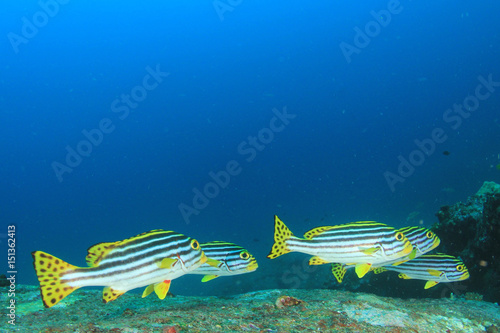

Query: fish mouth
[247,260,258,272]
[460,270,470,280]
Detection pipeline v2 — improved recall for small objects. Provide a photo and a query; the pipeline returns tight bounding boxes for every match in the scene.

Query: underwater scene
[1,1,500,332]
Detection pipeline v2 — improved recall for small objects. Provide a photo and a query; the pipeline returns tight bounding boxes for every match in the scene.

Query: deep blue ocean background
[1,1,499,297]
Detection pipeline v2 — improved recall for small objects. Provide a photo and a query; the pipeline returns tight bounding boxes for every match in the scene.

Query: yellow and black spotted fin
[32,251,81,308]
[267,215,295,259]
[309,256,330,265]
[331,263,347,283]
[154,280,171,300]
[303,226,334,239]
[398,273,411,279]
[373,267,388,274]
[355,263,372,278]
[86,242,118,267]
[102,286,126,303]
[201,274,219,282]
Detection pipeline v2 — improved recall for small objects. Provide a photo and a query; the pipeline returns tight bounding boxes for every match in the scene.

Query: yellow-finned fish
[267,215,413,278]
[373,254,470,289]
[331,226,441,283]
[191,241,258,282]
[32,229,215,307]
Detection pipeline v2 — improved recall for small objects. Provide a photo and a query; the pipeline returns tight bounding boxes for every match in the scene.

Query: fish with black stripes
[267,215,414,278]
[190,241,258,282]
[331,226,441,283]
[32,229,218,307]
[373,253,470,289]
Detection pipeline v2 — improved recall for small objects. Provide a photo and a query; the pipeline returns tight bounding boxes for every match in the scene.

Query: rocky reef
[433,181,500,304]
[1,285,499,332]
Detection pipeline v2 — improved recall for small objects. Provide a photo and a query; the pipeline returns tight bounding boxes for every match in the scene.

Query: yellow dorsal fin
[398,273,411,279]
[31,251,81,308]
[355,263,372,278]
[373,267,387,274]
[142,284,155,298]
[86,242,118,267]
[303,221,381,239]
[309,256,330,265]
[154,280,171,300]
[359,247,380,256]
[424,280,439,289]
[117,229,170,247]
[158,257,178,269]
[102,287,126,303]
[201,274,219,282]
[267,216,295,259]
[303,226,335,239]
[331,264,347,283]
[427,269,442,277]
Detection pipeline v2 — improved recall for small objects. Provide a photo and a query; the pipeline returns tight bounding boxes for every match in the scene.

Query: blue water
[1,1,499,297]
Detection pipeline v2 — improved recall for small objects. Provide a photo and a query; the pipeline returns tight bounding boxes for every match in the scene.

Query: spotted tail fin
[32,251,80,308]
[267,215,295,259]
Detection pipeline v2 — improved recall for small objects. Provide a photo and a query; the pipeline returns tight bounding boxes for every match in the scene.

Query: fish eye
[191,239,200,250]
[456,264,464,272]
[395,232,404,241]
[426,231,434,238]
[240,251,250,260]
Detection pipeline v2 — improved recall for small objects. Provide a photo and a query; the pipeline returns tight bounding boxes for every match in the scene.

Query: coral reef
[433,181,500,303]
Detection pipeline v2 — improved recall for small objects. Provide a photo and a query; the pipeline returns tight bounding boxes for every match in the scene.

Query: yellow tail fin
[267,215,295,259]
[32,251,80,308]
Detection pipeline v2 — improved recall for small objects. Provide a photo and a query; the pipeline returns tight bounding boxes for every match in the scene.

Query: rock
[433,181,500,303]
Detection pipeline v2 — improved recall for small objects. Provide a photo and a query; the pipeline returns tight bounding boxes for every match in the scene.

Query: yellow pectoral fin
[103,287,126,304]
[158,258,178,269]
[424,280,439,289]
[408,248,417,260]
[154,280,171,300]
[201,275,219,282]
[309,256,329,265]
[331,264,347,283]
[142,284,155,298]
[205,258,222,268]
[427,269,442,277]
[355,263,372,278]
[359,247,380,256]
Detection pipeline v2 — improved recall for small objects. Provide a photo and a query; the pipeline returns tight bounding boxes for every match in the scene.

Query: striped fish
[32,229,214,308]
[331,226,441,283]
[373,254,470,289]
[188,241,258,282]
[267,215,413,278]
